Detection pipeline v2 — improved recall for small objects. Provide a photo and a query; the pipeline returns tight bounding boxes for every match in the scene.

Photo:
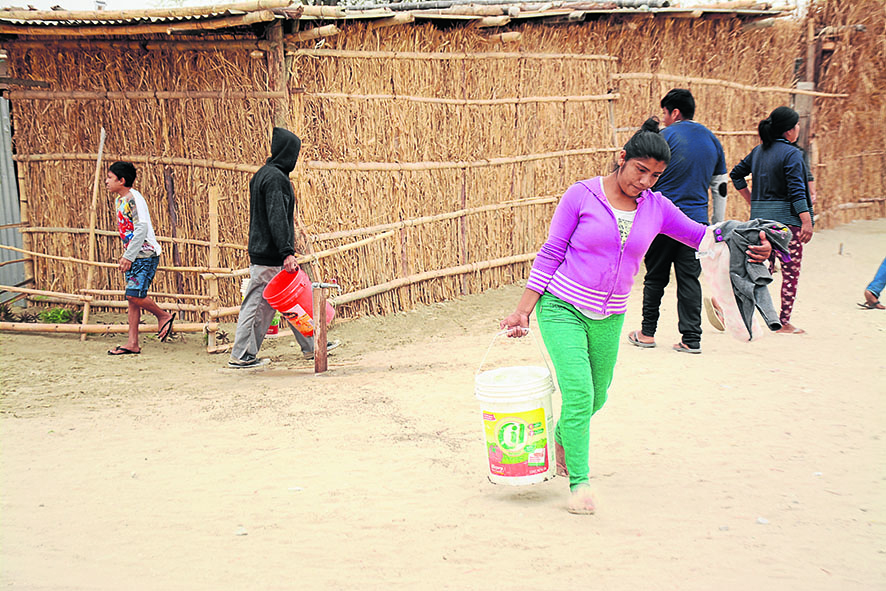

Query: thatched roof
[0,0,792,37]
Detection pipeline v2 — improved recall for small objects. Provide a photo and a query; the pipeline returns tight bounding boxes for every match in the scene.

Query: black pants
[641,234,702,348]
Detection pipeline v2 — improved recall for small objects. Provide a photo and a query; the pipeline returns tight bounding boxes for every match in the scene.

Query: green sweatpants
[535,293,623,489]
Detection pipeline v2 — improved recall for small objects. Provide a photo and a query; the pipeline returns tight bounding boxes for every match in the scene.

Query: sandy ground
[1,219,884,591]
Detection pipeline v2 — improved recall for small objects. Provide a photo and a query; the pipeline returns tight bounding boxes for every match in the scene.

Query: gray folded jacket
[711,219,794,339]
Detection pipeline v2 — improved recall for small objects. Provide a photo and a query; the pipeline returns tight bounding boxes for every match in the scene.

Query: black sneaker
[227,358,271,369]
[303,340,340,360]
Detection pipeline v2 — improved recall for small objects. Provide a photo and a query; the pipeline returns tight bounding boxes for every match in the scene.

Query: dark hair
[660,88,696,120]
[622,117,671,165]
[758,106,799,149]
[109,161,136,187]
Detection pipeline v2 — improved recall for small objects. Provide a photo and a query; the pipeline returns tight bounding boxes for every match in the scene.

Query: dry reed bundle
[808,0,886,226]
[6,41,274,318]
[7,9,875,325]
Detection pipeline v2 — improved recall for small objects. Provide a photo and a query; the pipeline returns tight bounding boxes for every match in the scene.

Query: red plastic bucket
[262,269,335,337]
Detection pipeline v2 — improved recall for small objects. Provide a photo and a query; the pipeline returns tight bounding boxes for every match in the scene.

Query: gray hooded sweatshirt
[712,218,794,338]
[247,127,302,267]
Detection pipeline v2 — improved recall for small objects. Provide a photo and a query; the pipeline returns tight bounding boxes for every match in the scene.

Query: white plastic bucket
[475,333,556,485]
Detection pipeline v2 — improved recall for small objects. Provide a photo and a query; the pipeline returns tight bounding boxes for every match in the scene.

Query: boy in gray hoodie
[228,128,336,368]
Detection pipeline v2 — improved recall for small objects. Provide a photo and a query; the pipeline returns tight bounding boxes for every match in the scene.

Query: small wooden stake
[81,127,106,341]
[207,187,220,350]
[313,286,328,374]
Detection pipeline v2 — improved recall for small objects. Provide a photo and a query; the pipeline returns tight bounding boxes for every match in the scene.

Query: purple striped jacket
[526,176,706,316]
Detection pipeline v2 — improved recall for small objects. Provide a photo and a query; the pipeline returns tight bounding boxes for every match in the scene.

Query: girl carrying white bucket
[500,119,773,515]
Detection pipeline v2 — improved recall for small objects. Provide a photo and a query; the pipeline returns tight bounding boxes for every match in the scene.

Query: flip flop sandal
[673,342,702,354]
[628,330,656,349]
[108,346,140,355]
[157,312,176,342]
[704,297,726,331]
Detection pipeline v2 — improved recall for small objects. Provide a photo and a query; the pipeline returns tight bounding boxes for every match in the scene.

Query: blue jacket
[729,139,813,227]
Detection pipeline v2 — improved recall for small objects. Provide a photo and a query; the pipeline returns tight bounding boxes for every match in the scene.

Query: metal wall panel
[0,97,25,301]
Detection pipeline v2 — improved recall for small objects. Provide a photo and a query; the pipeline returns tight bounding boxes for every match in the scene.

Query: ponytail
[758,117,776,149]
[623,117,671,164]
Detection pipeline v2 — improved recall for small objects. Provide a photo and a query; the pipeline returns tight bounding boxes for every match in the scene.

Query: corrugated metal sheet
[0,97,24,300]
[0,11,249,26]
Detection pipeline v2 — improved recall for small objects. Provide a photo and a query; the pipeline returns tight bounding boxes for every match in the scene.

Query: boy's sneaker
[303,340,340,360]
[227,357,271,369]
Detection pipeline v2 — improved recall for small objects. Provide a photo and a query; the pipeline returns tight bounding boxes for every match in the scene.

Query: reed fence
[1,3,881,341]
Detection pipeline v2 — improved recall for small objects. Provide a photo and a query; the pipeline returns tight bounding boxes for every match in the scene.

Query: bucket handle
[476,328,553,377]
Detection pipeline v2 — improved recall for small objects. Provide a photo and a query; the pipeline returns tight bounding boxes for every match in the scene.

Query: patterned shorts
[124,256,160,298]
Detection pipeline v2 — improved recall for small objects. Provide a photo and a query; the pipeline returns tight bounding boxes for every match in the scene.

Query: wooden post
[164,167,184,295]
[267,20,289,128]
[795,17,817,159]
[313,286,328,374]
[459,169,468,295]
[607,98,619,150]
[80,127,106,341]
[16,162,34,286]
[206,187,220,350]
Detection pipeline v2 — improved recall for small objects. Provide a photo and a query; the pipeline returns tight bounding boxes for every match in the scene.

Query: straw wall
[7,46,271,311]
[289,19,801,317]
[5,11,876,322]
[808,0,886,225]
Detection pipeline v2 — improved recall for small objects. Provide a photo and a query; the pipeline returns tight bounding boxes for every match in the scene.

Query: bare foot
[567,484,596,515]
[776,322,805,334]
[555,441,568,477]
[863,290,885,309]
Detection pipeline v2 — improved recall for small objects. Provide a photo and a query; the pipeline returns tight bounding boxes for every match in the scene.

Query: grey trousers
[230,264,313,363]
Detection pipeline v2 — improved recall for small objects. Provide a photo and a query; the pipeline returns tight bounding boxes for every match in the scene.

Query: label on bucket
[281,304,314,336]
[482,407,549,477]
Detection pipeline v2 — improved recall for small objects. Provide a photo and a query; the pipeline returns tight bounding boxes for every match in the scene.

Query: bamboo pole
[314,197,558,241]
[0,245,232,274]
[484,32,522,43]
[0,321,217,334]
[332,253,537,306]
[13,153,260,173]
[81,127,106,341]
[7,90,287,100]
[302,91,620,106]
[268,20,289,128]
[299,230,398,264]
[88,300,207,313]
[478,15,510,27]
[209,305,241,318]
[300,5,347,17]
[207,343,234,354]
[1,284,93,302]
[19,226,248,251]
[15,161,34,286]
[6,39,275,51]
[285,24,340,43]
[291,49,618,61]
[0,0,290,21]
[168,10,277,31]
[207,187,220,350]
[164,168,185,295]
[80,289,212,300]
[366,13,413,30]
[13,146,615,174]
[305,147,620,172]
[0,257,27,268]
[611,72,848,98]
